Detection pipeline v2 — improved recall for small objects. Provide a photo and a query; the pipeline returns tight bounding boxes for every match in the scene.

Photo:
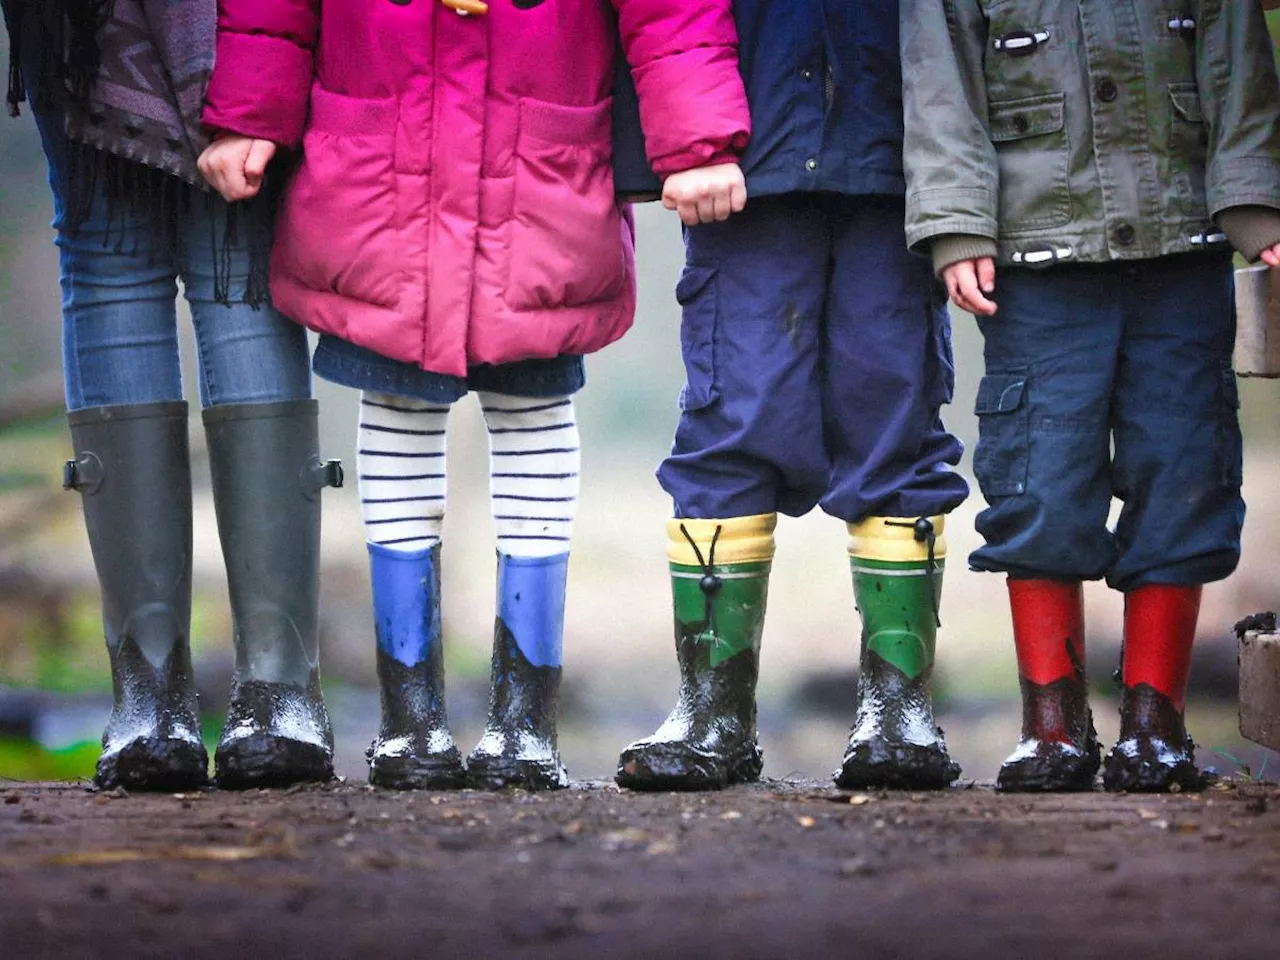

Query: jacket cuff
[931,235,999,277]
[1217,206,1280,262]
[202,32,313,147]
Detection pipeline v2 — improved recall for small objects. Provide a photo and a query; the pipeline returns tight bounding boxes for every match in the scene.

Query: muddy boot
[1104,585,1205,793]
[616,515,774,791]
[204,401,343,789]
[467,553,571,790]
[836,516,960,790]
[66,403,209,791]
[366,542,466,789]
[997,579,1099,792]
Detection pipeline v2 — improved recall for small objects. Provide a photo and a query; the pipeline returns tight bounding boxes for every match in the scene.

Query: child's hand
[198,135,278,202]
[662,163,747,226]
[942,257,998,317]
[1261,243,1280,268]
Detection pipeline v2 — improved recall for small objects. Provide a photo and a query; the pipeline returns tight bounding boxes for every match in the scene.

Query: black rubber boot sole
[215,733,334,790]
[835,740,960,791]
[369,748,468,790]
[95,738,209,792]
[466,754,569,791]
[616,740,763,792]
[997,747,1100,793]
[1102,747,1205,793]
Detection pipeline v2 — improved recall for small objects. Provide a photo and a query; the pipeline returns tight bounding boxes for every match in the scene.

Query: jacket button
[801,68,814,80]
[1096,78,1118,102]
[1114,223,1136,246]
[805,158,818,171]
[1012,115,1029,134]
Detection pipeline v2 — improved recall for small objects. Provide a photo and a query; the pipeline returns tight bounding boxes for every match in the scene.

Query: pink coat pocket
[274,86,403,310]
[506,97,627,312]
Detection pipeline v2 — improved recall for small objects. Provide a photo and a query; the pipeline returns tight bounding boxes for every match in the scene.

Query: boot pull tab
[63,452,104,494]
[301,456,344,500]
[679,523,724,644]
[886,517,942,629]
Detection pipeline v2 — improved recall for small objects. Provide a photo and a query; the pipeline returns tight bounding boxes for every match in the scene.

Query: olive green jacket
[902,0,1280,269]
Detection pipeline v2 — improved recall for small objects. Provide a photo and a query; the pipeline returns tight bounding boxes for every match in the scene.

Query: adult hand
[941,257,998,316]
[662,162,747,226]
[198,136,278,202]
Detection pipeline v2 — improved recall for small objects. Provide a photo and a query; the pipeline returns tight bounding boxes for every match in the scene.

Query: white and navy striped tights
[357,390,579,558]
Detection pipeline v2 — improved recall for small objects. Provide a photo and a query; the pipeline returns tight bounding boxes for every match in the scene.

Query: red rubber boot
[1103,585,1205,793]
[997,579,1099,792]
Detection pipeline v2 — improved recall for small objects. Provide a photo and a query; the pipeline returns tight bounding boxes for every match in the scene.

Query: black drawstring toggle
[680,523,724,645]
[886,517,942,629]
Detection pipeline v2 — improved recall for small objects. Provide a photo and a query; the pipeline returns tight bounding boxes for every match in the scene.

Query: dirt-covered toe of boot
[465,733,568,791]
[835,737,961,791]
[996,737,1100,793]
[615,735,763,791]
[215,679,334,790]
[1102,736,1205,793]
[367,735,467,790]
[95,736,209,792]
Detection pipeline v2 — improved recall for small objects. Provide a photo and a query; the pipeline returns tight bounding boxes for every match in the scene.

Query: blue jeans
[33,111,311,411]
[658,193,968,522]
[970,254,1244,591]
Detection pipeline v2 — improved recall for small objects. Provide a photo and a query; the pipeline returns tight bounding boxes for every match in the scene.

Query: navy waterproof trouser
[658,193,968,522]
[970,253,1244,591]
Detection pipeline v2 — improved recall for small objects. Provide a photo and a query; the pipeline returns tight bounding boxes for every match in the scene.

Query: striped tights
[357,390,579,558]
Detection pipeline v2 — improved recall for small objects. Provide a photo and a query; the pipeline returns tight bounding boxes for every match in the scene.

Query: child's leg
[359,391,466,789]
[466,391,580,790]
[1103,253,1241,793]
[621,195,827,791]
[971,264,1126,790]
[821,195,968,790]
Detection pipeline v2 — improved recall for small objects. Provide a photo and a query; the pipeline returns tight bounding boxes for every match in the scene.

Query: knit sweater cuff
[1217,206,1280,263]
[931,235,999,277]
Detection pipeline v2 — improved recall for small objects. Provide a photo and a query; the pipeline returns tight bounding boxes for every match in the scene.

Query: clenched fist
[198,136,278,202]
[662,162,747,226]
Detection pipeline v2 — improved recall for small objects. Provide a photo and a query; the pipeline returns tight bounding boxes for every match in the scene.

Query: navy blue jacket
[613,0,907,199]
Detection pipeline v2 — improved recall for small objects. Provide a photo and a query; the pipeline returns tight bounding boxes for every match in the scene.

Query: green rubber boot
[835,515,961,790]
[616,515,774,791]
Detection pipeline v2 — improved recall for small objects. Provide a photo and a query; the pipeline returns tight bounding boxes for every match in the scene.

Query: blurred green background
[3,20,1280,786]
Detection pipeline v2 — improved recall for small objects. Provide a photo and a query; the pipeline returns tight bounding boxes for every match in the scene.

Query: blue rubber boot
[467,552,570,790]
[366,542,467,789]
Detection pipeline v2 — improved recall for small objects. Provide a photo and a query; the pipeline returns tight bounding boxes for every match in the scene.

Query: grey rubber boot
[203,400,343,789]
[65,402,209,791]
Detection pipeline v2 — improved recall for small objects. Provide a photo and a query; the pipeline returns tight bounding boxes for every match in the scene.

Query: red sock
[1008,578,1085,685]
[1122,585,1201,711]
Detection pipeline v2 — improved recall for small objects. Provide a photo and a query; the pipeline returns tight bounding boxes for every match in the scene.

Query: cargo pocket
[989,93,1071,233]
[507,97,627,311]
[275,86,401,309]
[973,372,1029,497]
[676,265,718,411]
[1216,367,1243,488]
[926,283,957,407]
[1168,82,1209,219]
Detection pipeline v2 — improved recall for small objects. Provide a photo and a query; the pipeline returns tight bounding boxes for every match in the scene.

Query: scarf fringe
[62,141,273,309]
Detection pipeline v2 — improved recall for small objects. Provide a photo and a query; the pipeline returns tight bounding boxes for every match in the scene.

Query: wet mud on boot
[997,677,1100,792]
[204,401,341,790]
[467,620,568,790]
[215,674,334,789]
[1103,683,1205,793]
[997,579,1100,792]
[616,516,773,792]
[835,651,960,790]
[836,516,959,791]
[366,539,466,790]
[467,553,570,791]
[66,402,208,791]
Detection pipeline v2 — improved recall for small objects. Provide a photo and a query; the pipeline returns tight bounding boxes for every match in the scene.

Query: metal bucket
[1234,263,1280,377]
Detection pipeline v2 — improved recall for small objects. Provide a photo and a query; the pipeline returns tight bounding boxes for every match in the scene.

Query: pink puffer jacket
[203,0,750,377]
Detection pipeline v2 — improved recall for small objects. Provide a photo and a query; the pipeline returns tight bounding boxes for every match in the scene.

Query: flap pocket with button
[973,372,1030,497]
[989,93,1065,142]
[987,93,1071,232]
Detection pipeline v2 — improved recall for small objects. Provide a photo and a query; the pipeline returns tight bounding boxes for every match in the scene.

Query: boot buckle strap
[63,453,104,494]
[301,457,344,498]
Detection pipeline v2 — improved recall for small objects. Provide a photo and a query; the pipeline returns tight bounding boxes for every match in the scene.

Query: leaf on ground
[44,843,294,866]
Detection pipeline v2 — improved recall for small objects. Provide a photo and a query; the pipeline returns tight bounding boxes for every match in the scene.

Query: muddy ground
[1,779,1277,959]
